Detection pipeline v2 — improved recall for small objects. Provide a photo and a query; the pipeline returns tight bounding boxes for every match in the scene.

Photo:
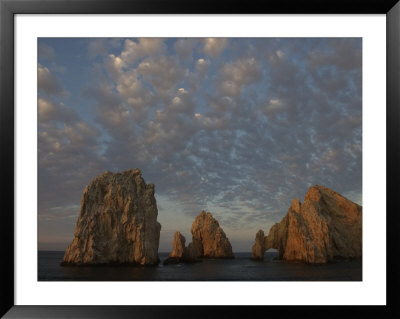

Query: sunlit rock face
[61,169,161,266]
[252,185,362,263]
[190,211,234,259]
[169,231,186,258]
[251,229,265,260]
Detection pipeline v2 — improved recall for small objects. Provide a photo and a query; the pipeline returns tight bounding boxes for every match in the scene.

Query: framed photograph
[1,0,399,318]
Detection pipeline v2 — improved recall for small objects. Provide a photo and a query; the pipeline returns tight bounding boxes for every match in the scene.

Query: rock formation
[163,231,198,265]
[251,185,362,263]
[190,211,234,259]
[164,211,234,265]
[251,229,265,260]
[61,169,161,266]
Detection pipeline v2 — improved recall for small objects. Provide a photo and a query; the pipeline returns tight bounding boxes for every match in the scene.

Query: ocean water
[38,251,362,281]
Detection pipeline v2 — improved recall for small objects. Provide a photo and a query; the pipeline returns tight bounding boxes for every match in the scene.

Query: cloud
[174,38,198,60]
[38,64,68,97]
[263,99,289,116]
[38,95,105,220]
[120,38,165,65]
[104,54,125,79]
[38,98,56,120]
[168,88,195,114]
[218,58,262,96]
[308,38,362,71]
[137,55,188,95]
[268,49,285,65]
[203,38,228,57]
[193,112,228,129]
[38,97,78,123]
[195,58,210,76]
[38,38,362,251]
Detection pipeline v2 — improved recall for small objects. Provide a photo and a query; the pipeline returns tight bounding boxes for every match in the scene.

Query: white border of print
[15,14,386,305]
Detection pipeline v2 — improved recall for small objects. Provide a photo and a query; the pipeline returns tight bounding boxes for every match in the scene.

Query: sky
[38,38,362,252]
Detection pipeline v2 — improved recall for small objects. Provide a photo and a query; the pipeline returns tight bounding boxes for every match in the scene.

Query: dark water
[38,251,362,281]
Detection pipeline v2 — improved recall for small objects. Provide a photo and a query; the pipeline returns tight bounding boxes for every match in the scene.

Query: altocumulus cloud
[38,38,362,251]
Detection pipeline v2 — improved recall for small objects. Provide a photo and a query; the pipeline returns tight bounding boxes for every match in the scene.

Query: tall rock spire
[61,169,161,266]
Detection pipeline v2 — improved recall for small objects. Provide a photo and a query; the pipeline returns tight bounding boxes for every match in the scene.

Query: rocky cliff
[190,211,234,259]
[61,169,161,266]
[251,185,362,263]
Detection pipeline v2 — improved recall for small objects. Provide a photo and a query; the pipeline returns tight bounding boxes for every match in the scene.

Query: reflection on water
[38,251,362,281]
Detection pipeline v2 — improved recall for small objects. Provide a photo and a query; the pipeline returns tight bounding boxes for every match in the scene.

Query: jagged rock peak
[190,210,234,259]
[304,184,344,202]
[289,198,301,213]
[61,169,161,266]
[251,185,362,263]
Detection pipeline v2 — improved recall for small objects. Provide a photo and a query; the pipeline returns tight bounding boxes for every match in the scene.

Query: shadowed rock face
[61,169,161,266]
[252,185,362,263]
[190,211,234,259]
[163,231,198,265]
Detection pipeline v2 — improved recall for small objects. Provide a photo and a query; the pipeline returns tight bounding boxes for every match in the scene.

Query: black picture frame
[1,0,399,318]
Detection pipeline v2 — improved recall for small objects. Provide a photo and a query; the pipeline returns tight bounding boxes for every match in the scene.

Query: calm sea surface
[38,251,362,281]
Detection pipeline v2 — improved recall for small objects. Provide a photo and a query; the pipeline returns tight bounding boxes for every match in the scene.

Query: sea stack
[251,229,265,260]
[163,231,198,265]
[251,185,362,263]
[190,211,234,259]
[61,169,161,266]
[164,211,234,264]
